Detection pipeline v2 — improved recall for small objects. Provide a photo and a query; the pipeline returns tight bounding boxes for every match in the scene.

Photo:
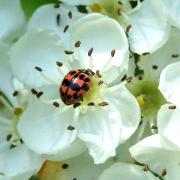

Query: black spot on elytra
[84,78,90,82]
[70,83,81,91]
[62,79,70,86]
[61,91,65,97]
[70,71,77,75]
[82,84,89,91]
[79,74,85,80]
[67,95,71,99]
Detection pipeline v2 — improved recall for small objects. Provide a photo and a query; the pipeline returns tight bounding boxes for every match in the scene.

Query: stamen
[88,48,93,56]
[142,52,150,56]
[98,102,108,106]
[0,95,14,113]
[36,91,43,98]
[152,65,158,70]
[126,76,133,83]
[68,11,72,19]
[74,41,81,48]
[67,125,75,130]
[168,105,176,109]
[88,102,95,106]
[14,107,23,116]
[171,54,179,58]
[126,25,132,33]
[31,88,38,95]
[142,164,149,172]
[111,49,116,57]
[62,163,69,169]
[161,169,167,176]
[64,50,74,55]
[56,14,60,26]
[117,8,121,15]
[12,91,18,97]
[52,101,59,107]
[121,74,127,81]
[35,66,43,72]
[56,61,63,67]
[63,25,69,33]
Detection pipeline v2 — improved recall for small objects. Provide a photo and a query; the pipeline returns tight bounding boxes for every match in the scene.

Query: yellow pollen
[14,107,23,116]
[136,95,145,106]
[90,3,102,12]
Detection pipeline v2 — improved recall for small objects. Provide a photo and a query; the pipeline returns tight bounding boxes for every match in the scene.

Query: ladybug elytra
[60,69,95,105]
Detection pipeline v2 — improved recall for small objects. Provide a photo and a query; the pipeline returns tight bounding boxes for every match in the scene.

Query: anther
[36,91,43,98]
[142,164,148,172]
[64,50,74,55]
[111,49,116,57]
[151,125,158,130]
[56,61,63,67]
[171,54,179,58]
[54,3,60,8]
[52,101,59,107]
[98,80,103,86]
[98,102,109,106]
[10,144,16,149]
[161,169,167,176]
[64,25,69,33]
[96,70,101,78]
[126,25,132,33]
[142,52,150,56]
[68,11,72,19]
[121,74,127,81]
[88,48,93,56]
[20,138,24,143]
[74,41,81,48]
[62,163,69,169]
[73,103,81,108]
[88,102,95,106]
[67,125,75,130]
[6,134,12,141]
[152,65,158,70]
[56,14,60,26]
[31,88,38,95]
[13,91,18,97]
[168,105,176,110]
[35,66,43,72]
[14,108,23,116]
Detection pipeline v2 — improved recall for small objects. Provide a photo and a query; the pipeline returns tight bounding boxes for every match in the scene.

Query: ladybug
[60,69,94,105]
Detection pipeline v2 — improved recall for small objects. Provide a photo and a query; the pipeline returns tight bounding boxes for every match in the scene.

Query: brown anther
[36,91,43,98]
[88,102,95,106]
[64,50,74,55]
[74,41,81,48]
[126,76,133,83]
[151,125,158,130]
[35,66,43,72]
[68,11,72,19]
[142,52,150,56]
[14,108,23,116]
[56,61,63,67]
[13,91,18,97]
[6,134,12,141]
[121,74,127,81]
[67,125,75,130]
[111,49,116,57]
[88,48,93,56]
[98,102,109,106]
[31,88,38,95]
[73,103,81,108]
[98,80,103,86]
[54,3,60,8]
[62,163,69,169]
[64,25,69,33]
[161,169,167,176]
[96,70,101,78]
[168,105,176,110]
[152,65,158,70]
[142,164,149,172]
[171,54,179,58]
[56,14,60,26]
[126,25,132,33]
[53,101,59,107]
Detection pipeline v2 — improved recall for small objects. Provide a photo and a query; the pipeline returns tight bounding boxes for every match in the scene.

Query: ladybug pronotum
[60,69,95,105]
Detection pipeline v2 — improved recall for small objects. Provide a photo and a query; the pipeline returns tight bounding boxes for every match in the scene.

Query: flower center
[60,69,107,108]
[127,80,166,119]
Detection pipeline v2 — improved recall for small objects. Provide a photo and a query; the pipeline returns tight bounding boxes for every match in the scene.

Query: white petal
[130,134,180,180]
[17,102,77,155]
[138,28,180,80]
[164,0,180,28]
[99,162,158,180]
[157,104,180,148]
[78,85,140,164]
[0,0,25,42]
[128,0,170,54]
[159,62,180,107]
[28,3,84,48]
[0,144,42,180]
[10,29,67,87]
[70,13,129,84]
[60,0,94,5]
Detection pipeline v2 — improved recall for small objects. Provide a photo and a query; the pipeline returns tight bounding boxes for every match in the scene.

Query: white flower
[0,0,25,43]
[61,0,170,54]
[0,44,43,179]
[10,14,140,164]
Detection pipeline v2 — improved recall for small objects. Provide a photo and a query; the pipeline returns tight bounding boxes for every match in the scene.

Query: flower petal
[157,104,180,148]
[0,0,25,42]
[17,101,77,155]
[128,0,170,54]
[78,85,140,164]
[10,29,67,87]
[0,144,42,180]
[70,13,129,84]
[99,162,158,180]
[159,62,180,107]
[130,134,180,180]
[60,0,94,5]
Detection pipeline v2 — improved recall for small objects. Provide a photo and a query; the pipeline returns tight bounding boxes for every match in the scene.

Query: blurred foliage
[20,0,59,20]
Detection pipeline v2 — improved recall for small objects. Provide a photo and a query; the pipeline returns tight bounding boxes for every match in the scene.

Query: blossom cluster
[0,0,180,179]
